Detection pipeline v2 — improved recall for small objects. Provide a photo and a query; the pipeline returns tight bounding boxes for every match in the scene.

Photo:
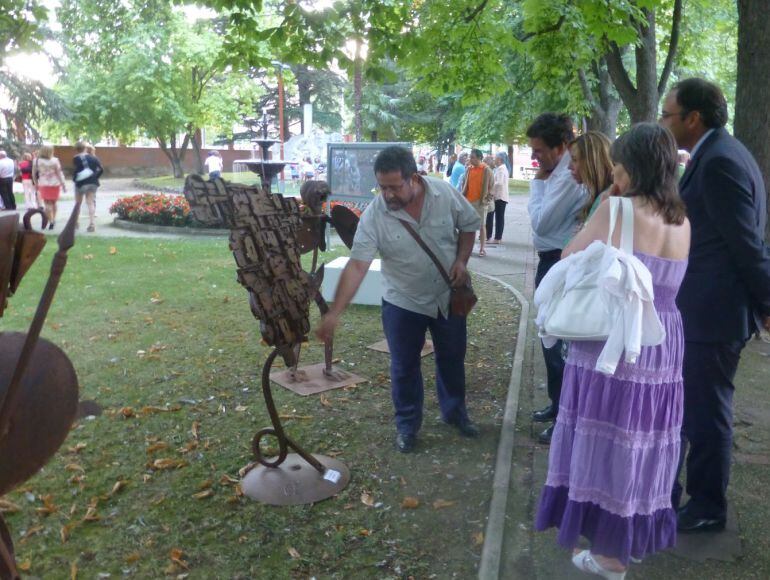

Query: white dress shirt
[0,157,15,179]
[527,151,586,252]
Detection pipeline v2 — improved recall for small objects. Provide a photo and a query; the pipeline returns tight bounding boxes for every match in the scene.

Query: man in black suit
[660,78,770,532]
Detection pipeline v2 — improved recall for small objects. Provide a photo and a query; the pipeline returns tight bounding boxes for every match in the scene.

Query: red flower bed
[110,193,192,227]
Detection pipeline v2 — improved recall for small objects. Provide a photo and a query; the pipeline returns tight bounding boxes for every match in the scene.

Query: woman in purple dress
[535,123,691,579]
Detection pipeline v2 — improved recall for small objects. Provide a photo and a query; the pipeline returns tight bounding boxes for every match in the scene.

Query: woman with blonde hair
[568,131,614,223]
[32,145,67,230]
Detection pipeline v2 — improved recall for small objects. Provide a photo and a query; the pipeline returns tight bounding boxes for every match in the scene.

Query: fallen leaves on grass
[67,442,87,454]
[35,494,58,516]
[17,560,31,571]
[472,531,484,546]
[147,458,189,470]
[64,463,85,472]
[119,407,135,418]
[109,246,118,255]
[191,421,200,440]
[278,414,314,421]
[219,474,239,486]
[140,404,180,415]
[107,480,129,497]
[19,525,44,544]
[401,497,420,509]
[146,442,169,454]
[288,547,301,559]
[0,499,20,513]
[168,548,189,571]
[192,489,214,500]
[360,492,375,507]
[432,499,456,510]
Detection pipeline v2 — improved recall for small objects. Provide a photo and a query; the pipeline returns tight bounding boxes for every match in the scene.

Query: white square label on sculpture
[323,469,341,483]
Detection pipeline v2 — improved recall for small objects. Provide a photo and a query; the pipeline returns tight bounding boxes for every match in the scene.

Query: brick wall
[50,145,260,177]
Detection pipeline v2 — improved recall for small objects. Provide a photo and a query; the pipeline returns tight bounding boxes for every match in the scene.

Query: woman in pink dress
[32,145,67,229]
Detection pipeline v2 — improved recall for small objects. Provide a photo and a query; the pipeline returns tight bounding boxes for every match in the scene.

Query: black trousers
[485,200,508,241]
[672,339,744,520]
[535,250,565,414]
[0,177,15,210]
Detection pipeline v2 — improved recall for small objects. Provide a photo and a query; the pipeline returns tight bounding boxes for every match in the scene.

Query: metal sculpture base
[242,454,350,505]
[243,348,350,505]
[270,363,364,396]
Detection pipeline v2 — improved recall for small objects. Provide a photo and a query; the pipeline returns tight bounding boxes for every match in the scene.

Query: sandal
[572,550,626,580]
[478,249,486,257]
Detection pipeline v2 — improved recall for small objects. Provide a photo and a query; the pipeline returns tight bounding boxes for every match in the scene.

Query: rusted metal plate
[269,362,365,396]
[0,332,79,496]
[330,205,359,250]
[241,454,350,505]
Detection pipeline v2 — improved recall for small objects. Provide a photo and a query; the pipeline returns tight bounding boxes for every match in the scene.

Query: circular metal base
[241,454,350,505]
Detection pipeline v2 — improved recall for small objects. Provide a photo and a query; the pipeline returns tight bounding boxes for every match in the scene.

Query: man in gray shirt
[316,146,481,453]
[526,113,586,444]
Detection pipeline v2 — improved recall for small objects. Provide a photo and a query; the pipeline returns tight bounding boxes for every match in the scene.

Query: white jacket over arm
[534,240,665,375]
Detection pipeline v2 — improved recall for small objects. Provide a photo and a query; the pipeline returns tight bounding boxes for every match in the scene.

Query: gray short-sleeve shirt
[350,176,480,317]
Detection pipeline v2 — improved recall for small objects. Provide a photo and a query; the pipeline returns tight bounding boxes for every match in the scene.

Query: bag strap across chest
[397,219,453,288]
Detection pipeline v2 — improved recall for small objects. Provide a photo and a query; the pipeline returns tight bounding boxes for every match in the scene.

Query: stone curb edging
[475,271,530,580]
[110,218,228,237]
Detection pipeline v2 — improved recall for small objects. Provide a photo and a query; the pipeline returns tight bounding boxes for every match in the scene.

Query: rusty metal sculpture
[0,205,81,579]
[183,117,356,504]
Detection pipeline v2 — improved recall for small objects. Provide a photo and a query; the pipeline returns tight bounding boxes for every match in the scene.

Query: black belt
[537,249,562,260]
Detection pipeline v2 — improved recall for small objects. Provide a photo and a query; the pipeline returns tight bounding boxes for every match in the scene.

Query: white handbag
[539,196,633,341]
[75,155,94,182]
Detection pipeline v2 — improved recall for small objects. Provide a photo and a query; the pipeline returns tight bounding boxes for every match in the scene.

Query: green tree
[0,0,63,148]
[56,5,258,176]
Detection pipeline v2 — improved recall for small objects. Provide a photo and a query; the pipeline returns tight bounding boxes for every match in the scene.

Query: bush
[110,193,192,227]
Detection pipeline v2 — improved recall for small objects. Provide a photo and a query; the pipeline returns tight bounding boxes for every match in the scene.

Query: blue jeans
[381,300,469,436]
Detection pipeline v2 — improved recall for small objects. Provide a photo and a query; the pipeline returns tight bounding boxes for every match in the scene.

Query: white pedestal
[321,257,383,306]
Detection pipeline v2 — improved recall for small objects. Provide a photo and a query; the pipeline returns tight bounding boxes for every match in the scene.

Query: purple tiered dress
[535,253,687,565]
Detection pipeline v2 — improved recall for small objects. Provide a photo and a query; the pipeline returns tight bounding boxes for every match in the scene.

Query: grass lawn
[1,236,519,578]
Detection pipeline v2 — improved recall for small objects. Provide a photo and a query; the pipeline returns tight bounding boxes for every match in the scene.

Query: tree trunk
[295,64,312,135]
[157,136,188,179]
[604,1,682,124]
[190,127,204,174]
[578,58,622,138]
[353,40,363,142]
[735,0,770,240]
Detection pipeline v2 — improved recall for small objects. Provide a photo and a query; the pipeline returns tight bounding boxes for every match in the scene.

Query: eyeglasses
[378,181,408,195]
[659,109,688,120]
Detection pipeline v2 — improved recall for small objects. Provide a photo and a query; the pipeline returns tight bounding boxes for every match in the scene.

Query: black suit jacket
[676,127,770,343]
